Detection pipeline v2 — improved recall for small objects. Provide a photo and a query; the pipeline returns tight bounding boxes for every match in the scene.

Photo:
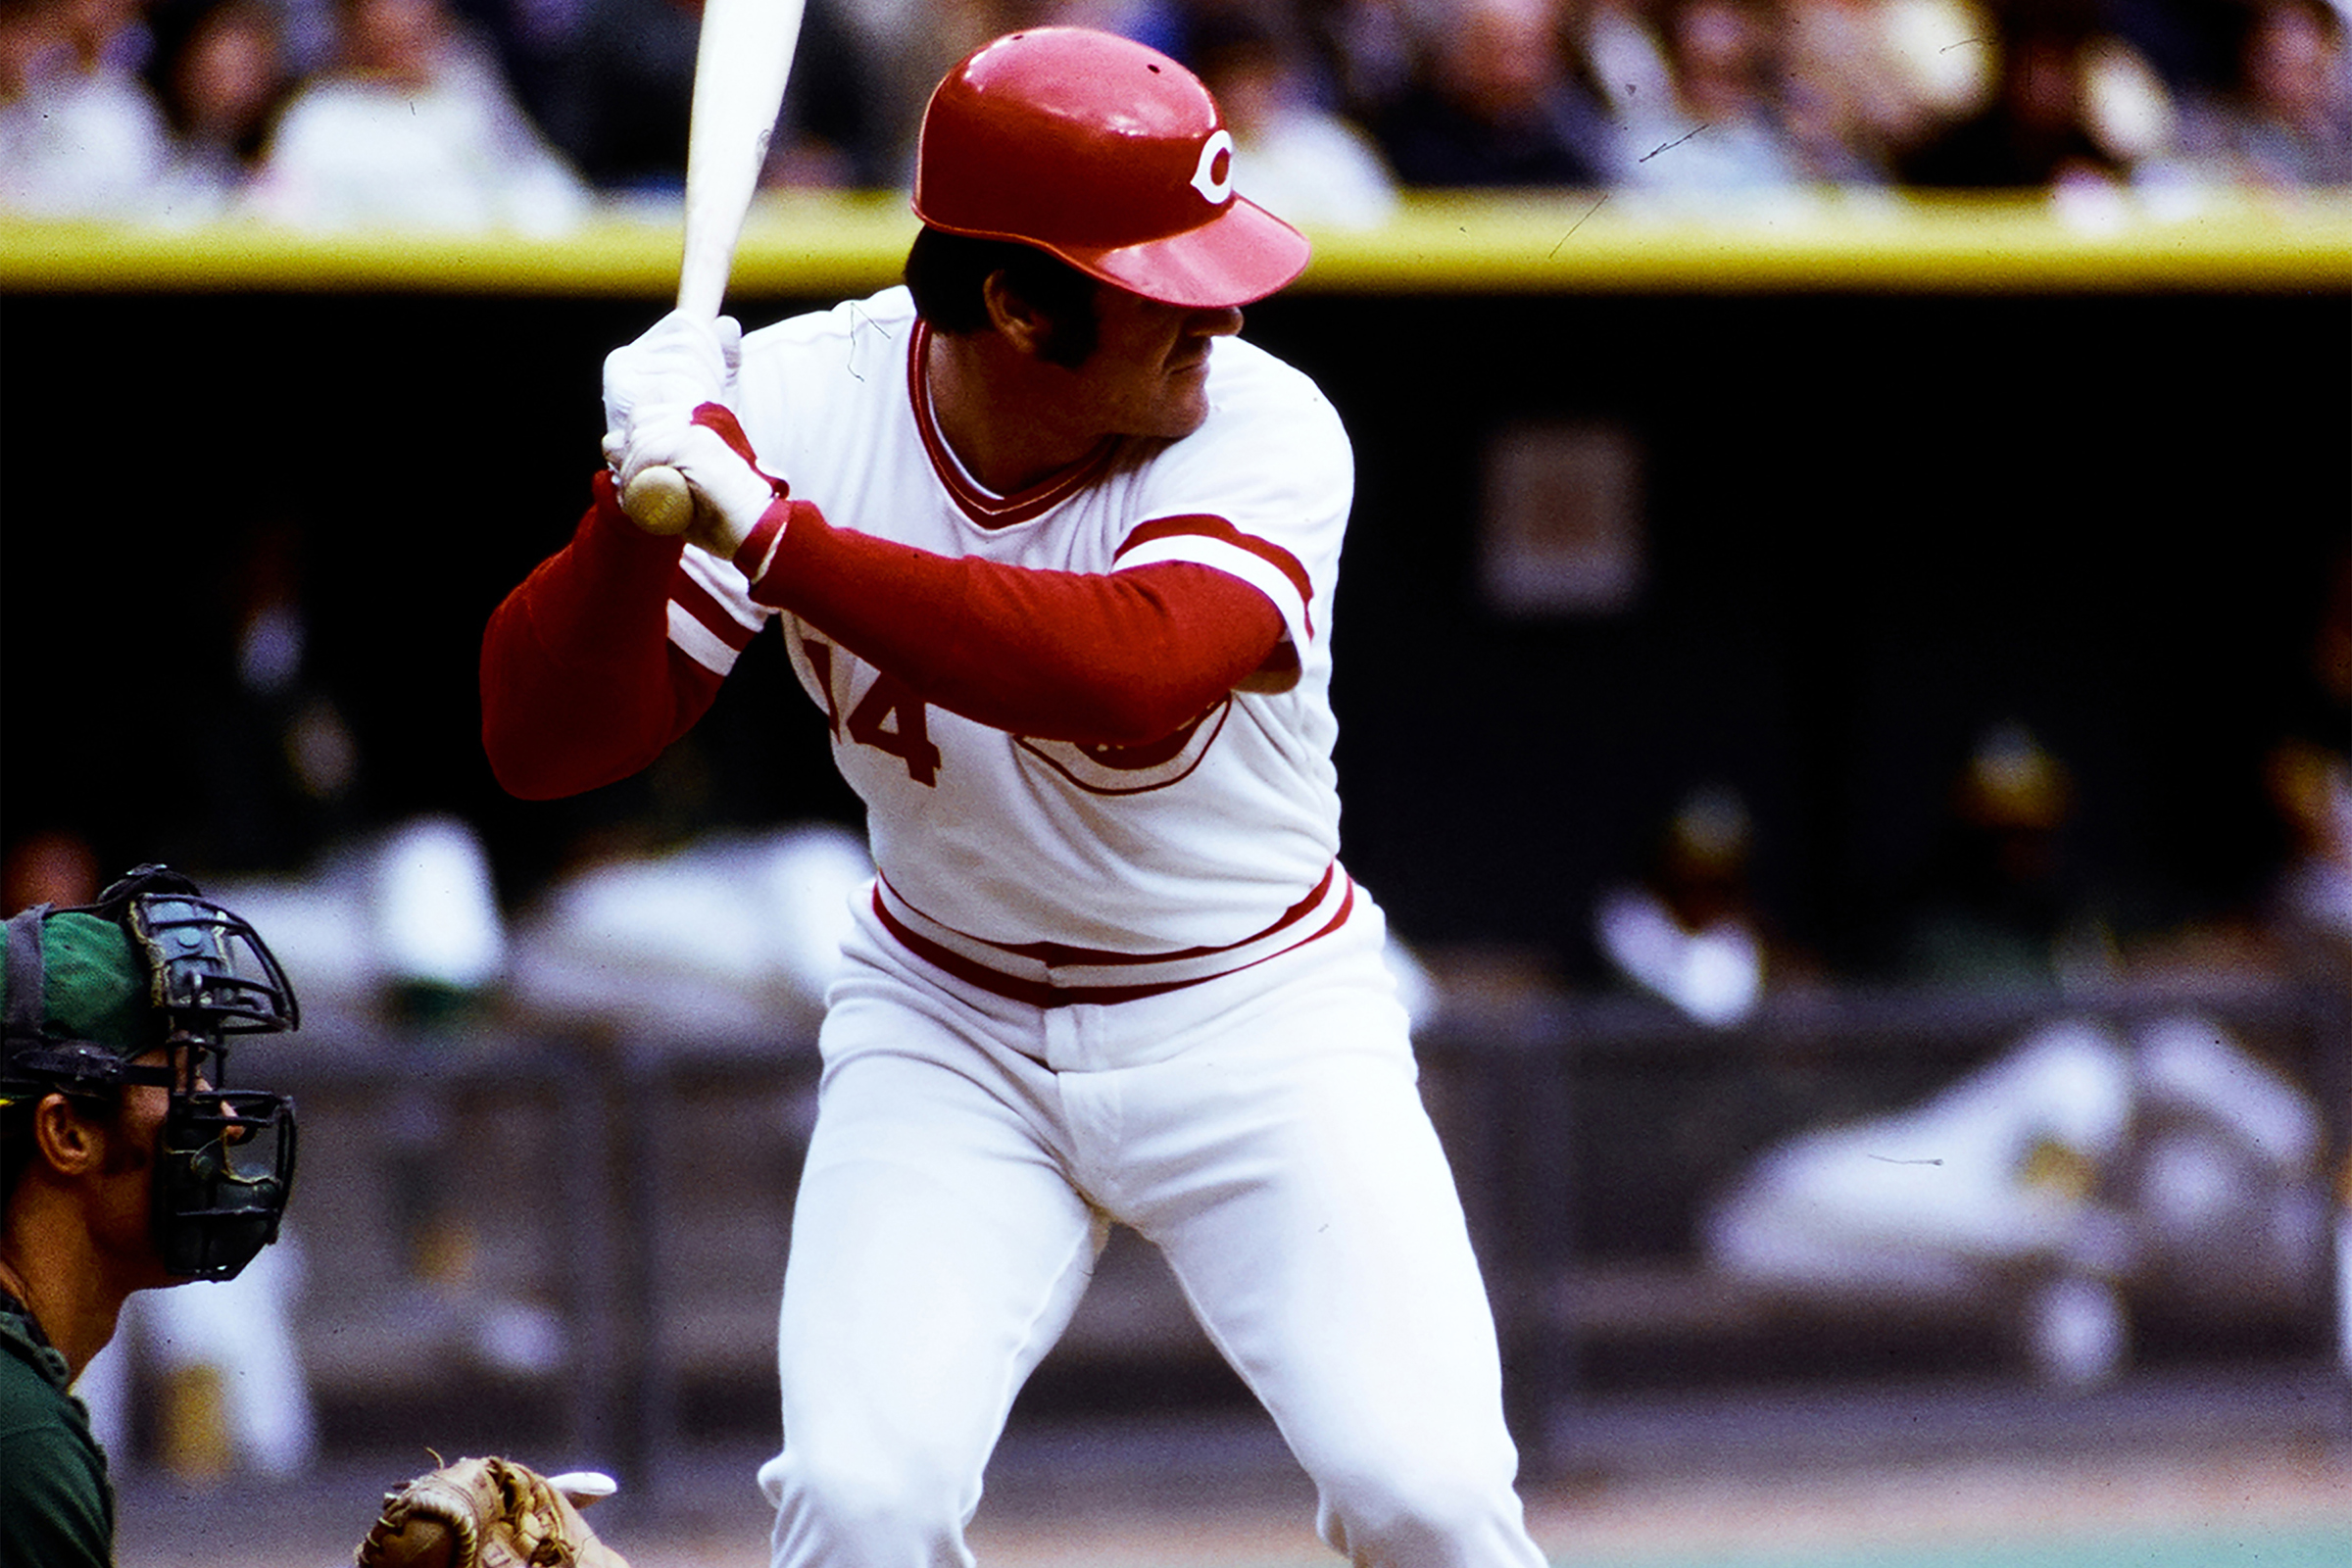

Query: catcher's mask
[2,864,301,1281]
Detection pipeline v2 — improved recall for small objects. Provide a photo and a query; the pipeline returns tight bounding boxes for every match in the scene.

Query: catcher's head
[2,864,301,1282]
[910,26,1310,311]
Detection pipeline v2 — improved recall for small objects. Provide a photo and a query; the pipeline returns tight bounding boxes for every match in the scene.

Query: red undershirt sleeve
[735,503,1285,746]
[481,472,724,800]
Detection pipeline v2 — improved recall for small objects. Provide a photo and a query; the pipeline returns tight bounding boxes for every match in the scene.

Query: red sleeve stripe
[1116,515,1313,610]
[666,559,763,659]
[665,601,744,675]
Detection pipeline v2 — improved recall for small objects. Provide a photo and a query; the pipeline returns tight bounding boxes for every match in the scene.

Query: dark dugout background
[3,283,2344,981]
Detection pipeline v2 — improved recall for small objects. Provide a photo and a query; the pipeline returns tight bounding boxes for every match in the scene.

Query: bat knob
[621,466,696,536]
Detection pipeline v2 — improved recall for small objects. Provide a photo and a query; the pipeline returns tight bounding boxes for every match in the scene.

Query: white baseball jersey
[663,286,1357,1000]
[481,285,1552,1568]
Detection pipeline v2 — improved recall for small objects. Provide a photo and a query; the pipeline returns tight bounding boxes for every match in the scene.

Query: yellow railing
[4,189,2349,295]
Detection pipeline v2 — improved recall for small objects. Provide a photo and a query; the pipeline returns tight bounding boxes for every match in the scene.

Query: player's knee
[765,1445,969,1568]
[1315,1460,1532,1568]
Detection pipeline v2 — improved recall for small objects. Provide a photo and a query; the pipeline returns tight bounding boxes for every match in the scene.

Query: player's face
[86,1046,224,1286]
[1077,288,1244,441]
[71,1054,175,1283]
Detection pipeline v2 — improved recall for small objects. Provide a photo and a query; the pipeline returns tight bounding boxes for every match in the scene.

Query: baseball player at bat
[483,27,1550,1568]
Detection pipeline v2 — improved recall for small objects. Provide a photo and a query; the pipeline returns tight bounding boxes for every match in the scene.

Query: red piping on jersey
[890,863,1336,967]
[870,865,1353,1007]
[909,320,1118,528]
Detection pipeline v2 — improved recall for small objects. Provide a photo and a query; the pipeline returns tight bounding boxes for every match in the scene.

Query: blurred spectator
[755,0,897,189]
[0,0,176,216]
[455,0,697,195]
[1614,0,1852,197]
[1294,0,1433,124]
[1780,0,2001,181]
[504,822,871,1045]
[1185,5,1399,226]
[1580,0,1676,121]
[1706,1016,2141,1387]
[1365,0,1620,185]
[201,517,367,870]
[2109,0,2264,99]
[1894,1,2177,191]
[244,0,590,230]
[1887,721,2121,990]
[2263,732,2352,966]
[1712,655,2344,1392]
[196,816,550,1382]
[1704,1007,2330,1388]
[2261,552,2352,979]
[1591,782,1808,1027]
[140,0,294,215]
[470,0,886,197]
[2173,0,2352,187]
[1897,2,2118,186]
[823,0,1140,187]
[198,815,509,1032]
[760,0,885,187]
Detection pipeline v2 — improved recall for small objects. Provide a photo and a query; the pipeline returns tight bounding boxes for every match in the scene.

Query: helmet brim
[1058,196,1311,310]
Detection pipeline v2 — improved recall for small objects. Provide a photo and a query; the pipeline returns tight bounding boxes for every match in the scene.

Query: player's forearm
[737,505,1283,745]
[481,477,718,799]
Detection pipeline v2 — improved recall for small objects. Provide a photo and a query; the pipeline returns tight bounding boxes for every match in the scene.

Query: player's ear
[980,270,1054,360]
[30,1092,106,1179]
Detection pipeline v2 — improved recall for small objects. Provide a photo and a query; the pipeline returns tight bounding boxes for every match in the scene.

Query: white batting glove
[601,310,744,464]
[610,403,785,563]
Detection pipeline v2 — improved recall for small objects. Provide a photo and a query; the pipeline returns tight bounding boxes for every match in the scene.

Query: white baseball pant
[756,889,1549,1568]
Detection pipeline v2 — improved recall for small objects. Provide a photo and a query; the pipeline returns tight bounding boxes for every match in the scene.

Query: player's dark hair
[905,227,1101,368]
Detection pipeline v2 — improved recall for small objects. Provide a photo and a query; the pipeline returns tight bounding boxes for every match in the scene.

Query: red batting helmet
[911,27,1311,310]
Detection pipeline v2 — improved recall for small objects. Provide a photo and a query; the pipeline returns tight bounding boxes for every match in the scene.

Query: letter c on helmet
[1190,129,1235,205]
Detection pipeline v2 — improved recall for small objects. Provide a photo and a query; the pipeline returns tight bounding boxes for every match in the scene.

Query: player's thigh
[1138,1023,1512,1477]
[781,1009,1102,1453]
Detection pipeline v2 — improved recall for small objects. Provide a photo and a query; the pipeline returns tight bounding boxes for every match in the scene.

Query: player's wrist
[690,450,783,544]
[665,402,783,562]
[731,503,793,581]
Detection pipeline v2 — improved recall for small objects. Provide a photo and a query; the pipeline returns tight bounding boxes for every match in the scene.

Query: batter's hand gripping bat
[618,0,808,535]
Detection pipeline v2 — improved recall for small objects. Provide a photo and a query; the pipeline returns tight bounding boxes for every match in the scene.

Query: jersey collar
[907,319,1118,530]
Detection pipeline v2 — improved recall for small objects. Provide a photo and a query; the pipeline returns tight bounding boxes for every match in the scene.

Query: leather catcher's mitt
[354,1455,631,1568]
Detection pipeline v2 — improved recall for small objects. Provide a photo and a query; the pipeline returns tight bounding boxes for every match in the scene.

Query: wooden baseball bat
[618,0,808,535]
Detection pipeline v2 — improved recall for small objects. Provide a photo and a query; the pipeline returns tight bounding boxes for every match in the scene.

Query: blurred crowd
[4,0,2350,229]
